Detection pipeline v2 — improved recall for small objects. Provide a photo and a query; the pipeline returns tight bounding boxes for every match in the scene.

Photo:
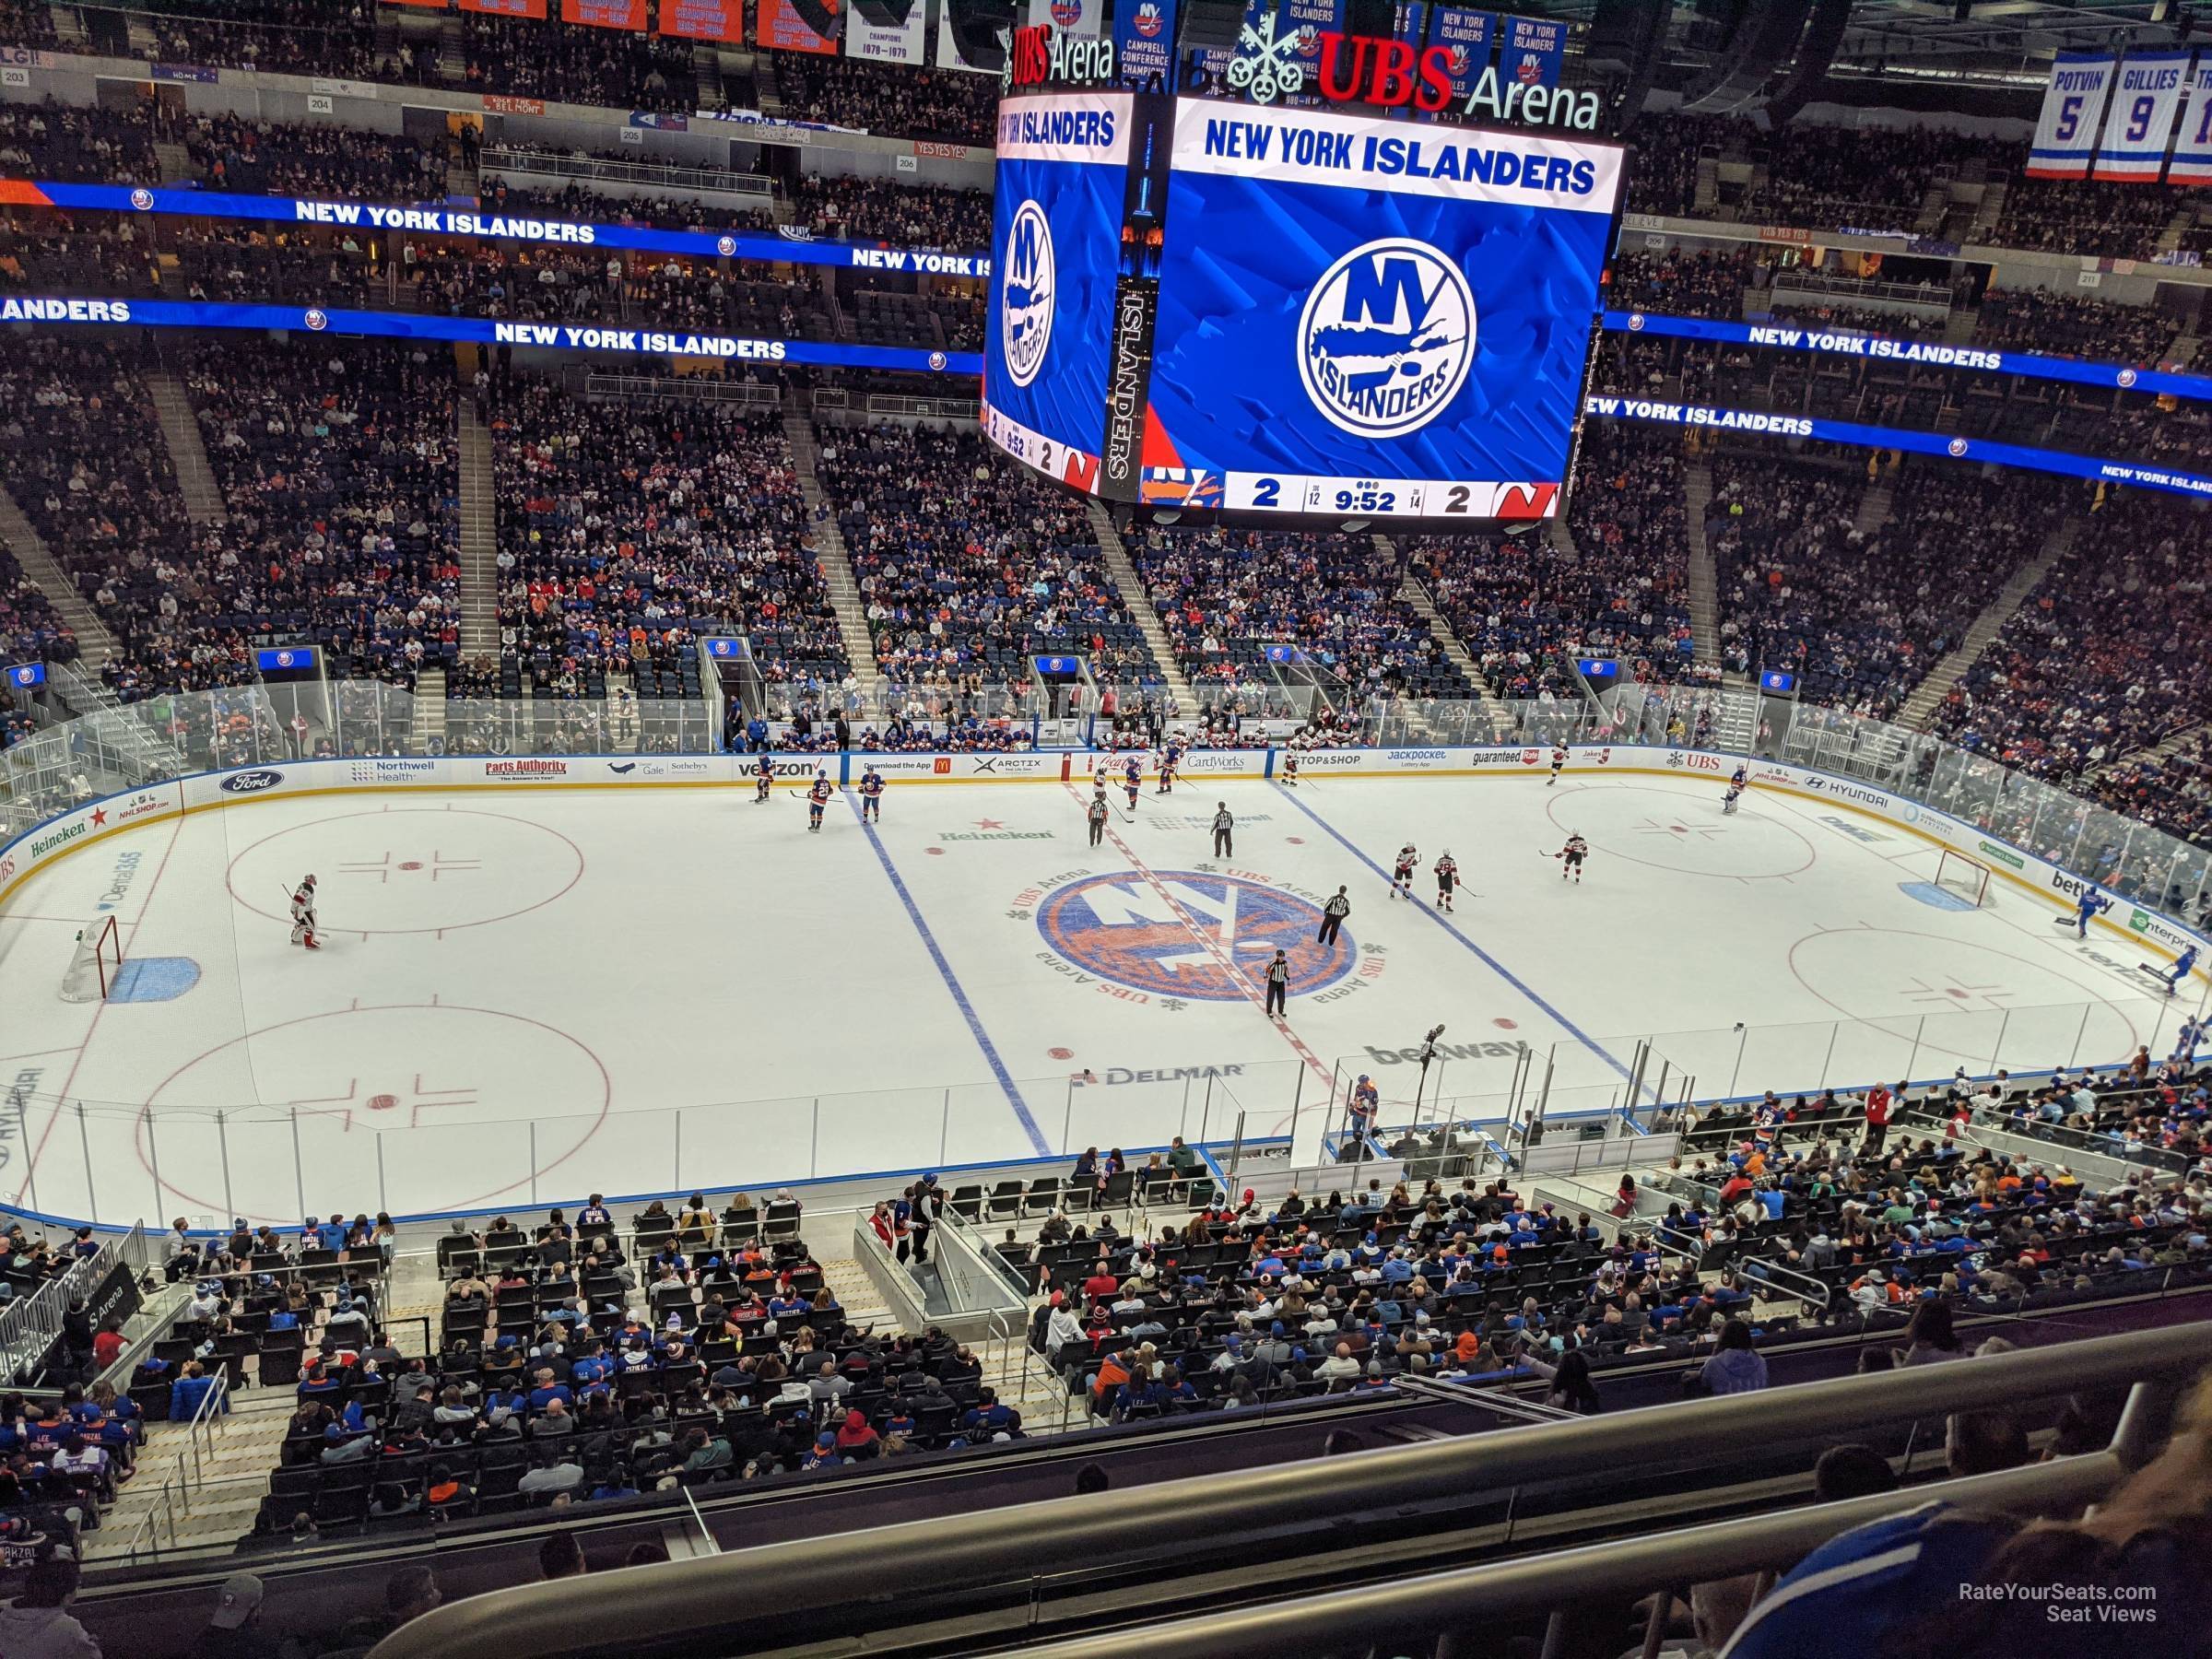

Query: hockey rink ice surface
[1,768,2200,1226]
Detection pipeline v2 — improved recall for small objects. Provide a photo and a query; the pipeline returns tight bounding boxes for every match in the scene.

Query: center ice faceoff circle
[1036,871,1354,1001]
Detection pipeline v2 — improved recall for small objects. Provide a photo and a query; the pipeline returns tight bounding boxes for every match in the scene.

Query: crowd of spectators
[1131,529,1471,702]
[1933,486,2211,778]
[489,377,846,700]
[0,338,218,700]
[1714,457,2061,715]
[815,421,1163,693]
[121,1,398,83]
[790,174,991,251]
[1410,425,1693,700]
[770,56,997,147]
[1994,178,2188,260]
[177,338,462,691]
[180,113,450,204]
[1974,287,2180,365]
[1743,122,1986,235]
[477,161,773,238]
[461,13,696,113]
[1608,244,1758,321]
[0,100,160,186]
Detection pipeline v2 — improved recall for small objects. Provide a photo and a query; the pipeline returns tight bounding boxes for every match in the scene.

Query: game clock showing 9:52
[1227,476,1540,518]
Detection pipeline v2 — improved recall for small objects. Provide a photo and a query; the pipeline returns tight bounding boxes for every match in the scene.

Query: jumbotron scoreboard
[982,88,1626,524]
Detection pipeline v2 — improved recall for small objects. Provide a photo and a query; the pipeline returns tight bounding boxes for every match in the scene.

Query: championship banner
[1188,0,1268,86]
[1432,6,1492,103]
[1,181,989,272]
[1501,13,1562,89]
[2027,50,2117,178]
[1583,393,2212,500]
[2092,50,2191,181]
[0,295,982,376]
[847,0,925,62]
[758,0,841,53]
[937,0,1007,71]
[1603,308,2212,404]
[1028,0,1103,38]
[1281,0,1347,106]
[566,0,647,25]
[2172,58,2212,183]
[659,0,743,41]
[458,0,546,16]
[1112,0,1179,88]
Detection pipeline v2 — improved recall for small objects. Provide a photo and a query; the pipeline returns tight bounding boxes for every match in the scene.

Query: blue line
[1270,782,1633,1084]
[843,794,1051,1155]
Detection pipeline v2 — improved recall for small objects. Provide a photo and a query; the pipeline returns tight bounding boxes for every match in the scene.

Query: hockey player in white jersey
[289,875,321,950]
[1391,843,1418,900]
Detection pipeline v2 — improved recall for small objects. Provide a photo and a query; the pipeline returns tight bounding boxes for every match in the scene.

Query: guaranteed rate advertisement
[1143,102,1622,519]
[982,92,1133,496]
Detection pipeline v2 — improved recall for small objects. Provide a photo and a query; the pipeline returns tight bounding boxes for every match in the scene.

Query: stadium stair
[2088,715,2212,783]
[780,410,885,705]
[1853,469,1895,537]
[1913,180,1949,235]
[693,44,726,111]
[1941,305,1980,347]
[1082,499,1198,712]
[81,1395,300,1562]
[47,4,83,46]
[1682,457,1721,672]
[152,140,192,186]
[145,370,228,526]
[1394,546,1510,741]
[410,669,447,749]
[1691,155,1719,217]
[1967,175,2008,241]
[1897,512,2079,730]
[456,399,501,665]
[435,12,467,83]
[0,485,118,672]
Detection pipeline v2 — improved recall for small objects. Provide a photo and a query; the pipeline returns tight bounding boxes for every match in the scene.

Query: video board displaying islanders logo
[983,89,1626,523]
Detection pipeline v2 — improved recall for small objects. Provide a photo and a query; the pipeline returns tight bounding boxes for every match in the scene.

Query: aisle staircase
[1896,516,2077,730]
[410,667,448,750]
[83,1394,297,1561]
[781,411,883,705]
[2088,717,2212,783]
[146,371,227,525]
[455,400,500,663]
[1391,539,1510,739]
[0,486,117,672]
[1084,500,1196,711]
[1683,459,1721,671]
[1854,470,1895,536]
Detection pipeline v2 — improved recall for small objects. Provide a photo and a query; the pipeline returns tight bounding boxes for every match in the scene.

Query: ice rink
[1,764,2198,1227]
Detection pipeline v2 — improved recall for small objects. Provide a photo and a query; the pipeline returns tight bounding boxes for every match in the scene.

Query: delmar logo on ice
[1298,238,1474,439]
[1003,200,1055,389]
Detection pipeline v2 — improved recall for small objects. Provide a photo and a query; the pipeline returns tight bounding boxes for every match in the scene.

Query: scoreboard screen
[982,90,1626,524]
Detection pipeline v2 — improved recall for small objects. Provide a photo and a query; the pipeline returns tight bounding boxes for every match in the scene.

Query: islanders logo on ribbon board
[1003,198,1055,390]
[1297,238,1476,440]
[1037,871,1354,1000]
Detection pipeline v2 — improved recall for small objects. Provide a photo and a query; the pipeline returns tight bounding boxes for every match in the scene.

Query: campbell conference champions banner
[847,0,926,63]
[1113,0,1180,87]
[2028,50,2117,178]
[2092,50,2191,181]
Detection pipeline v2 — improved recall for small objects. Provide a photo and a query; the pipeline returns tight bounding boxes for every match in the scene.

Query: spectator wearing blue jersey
[1699,1319,1770,1394]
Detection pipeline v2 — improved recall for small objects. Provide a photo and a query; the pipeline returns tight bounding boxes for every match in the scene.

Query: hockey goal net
[1934,849,1993,909]
[61,915,121,1002]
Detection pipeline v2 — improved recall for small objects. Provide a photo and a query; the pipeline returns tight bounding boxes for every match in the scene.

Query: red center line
[1065,782,1336,1104]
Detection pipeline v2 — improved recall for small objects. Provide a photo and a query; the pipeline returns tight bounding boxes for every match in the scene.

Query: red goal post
[1934,849,1992,909]
[61,914,122,1002]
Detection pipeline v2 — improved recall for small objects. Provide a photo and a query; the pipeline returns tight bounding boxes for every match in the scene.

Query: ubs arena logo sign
[1002,199,1055,389]
[1298,238,1475,439]
[1037,871,1353,1000]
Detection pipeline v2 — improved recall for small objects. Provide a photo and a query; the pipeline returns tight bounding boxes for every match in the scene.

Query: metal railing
[582,372,782,407]
[0,1230,132,1386]
[480,147,774,205]
[120,1366,231,1564]
[367,1322,2212,1659]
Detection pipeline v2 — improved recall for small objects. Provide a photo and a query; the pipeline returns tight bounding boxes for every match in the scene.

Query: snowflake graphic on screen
[1228,13,1307,104]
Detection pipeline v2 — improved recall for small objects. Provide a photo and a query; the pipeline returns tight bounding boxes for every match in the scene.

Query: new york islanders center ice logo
[1297,238,1475,439]
[1038,872,1353,1000]
[1002,199,1055,389]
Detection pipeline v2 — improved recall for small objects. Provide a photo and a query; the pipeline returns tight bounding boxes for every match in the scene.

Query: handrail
[479,146,774,202]
[367,1322,2212,1659]
[983,1453,2133,1659]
